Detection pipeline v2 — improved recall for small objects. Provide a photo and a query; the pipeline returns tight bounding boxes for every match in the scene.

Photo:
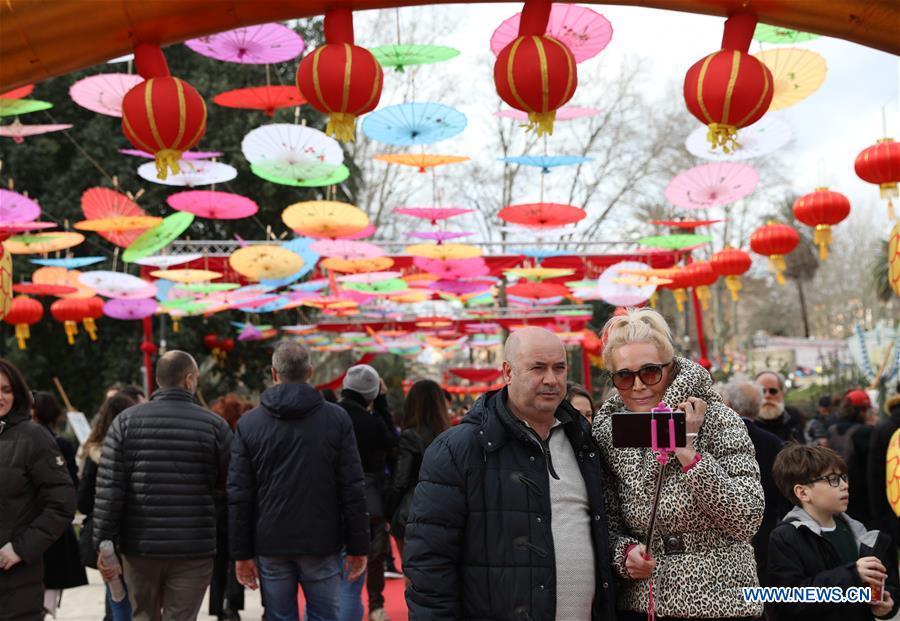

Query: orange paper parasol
[6,232,84,254]
[229,245,304,281]
[374,153,470,173]
[282,201,369,239]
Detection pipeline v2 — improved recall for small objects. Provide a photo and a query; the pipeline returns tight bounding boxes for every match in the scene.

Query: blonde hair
[601,307,675,370]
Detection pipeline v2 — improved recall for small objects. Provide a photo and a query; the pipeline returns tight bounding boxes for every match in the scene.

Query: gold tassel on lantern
[82,318,98,341]
[769,255,787,286]
[14,324,29,350]
[695,285,711,310]
[155,149,184,180]
[526,111,557,137]
[325,113,357,142]
[673,288,687,312]
[63,320,78,345]
[724,275,742,301]
[813,225,832,261]
[706,123,741,153]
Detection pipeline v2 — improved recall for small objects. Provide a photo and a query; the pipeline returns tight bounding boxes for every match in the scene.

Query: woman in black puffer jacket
[0,360,76,621]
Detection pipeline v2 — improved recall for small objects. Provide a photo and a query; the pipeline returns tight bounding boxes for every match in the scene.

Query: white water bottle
[98,540,126,602]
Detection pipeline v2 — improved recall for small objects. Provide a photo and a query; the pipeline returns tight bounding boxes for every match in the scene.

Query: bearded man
[753,370,805,444]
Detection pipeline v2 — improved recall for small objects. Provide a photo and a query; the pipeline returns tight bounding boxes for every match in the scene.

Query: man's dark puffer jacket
[403,387,616,621]
[92,388,233,558]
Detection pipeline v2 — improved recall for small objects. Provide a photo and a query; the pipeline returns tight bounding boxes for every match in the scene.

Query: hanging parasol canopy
[74,216,163,232]
[133,253,202,268]
[685,116,792,162]
[103,297,158,320]
[491,3,613,63]
[120,148,222,160]
[259,237,320,288]
[13,282,77,296]
[32,266,96,299]
[81,187,148,247]
[0,189,40,222]
[506,281,571,300]
[6,232,84,254]
[753,23,821,44]
[405,243,482,260]
[177,282,239,293]
[500,155,592,173]
[394,206,472,225]
[122,212,195,263]
[149,269,222,283]
[30,256,105,269]
[229,245,304,281]
[0,85,34,99]
[79,271,155,299]
[213,85,305,116]
[137,160,237,187]
[505,267,575,281]
[310,239,384,261]
[413,256,489,279]
[282,201,369,239]
[185,23,305,64]
[594,261,659,306]
[69,73,144,117]
[409,230,473,243]
[343,278,409,296]
[499,203,586,229]
[650,219,723,229]
[0,221,56,234]
[754,48,828,111]
[320,256,395,274]
[253,162,350,187]
[429,279,494,295]
[374,153,469,173]
[0,119,72,143]
[370,44,460,72]
[337,271,402,284]
[496,106,601,122]
[0,99,53,117]
[638,233,712,250]
[362,102,467,147]
[167,190,259,220]
[242,123,343,181]
[665,162,759,209]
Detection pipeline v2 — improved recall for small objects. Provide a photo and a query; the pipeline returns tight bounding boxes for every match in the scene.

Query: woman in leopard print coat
[592,308,764,620]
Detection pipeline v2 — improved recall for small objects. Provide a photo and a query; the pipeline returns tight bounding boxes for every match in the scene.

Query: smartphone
[611,410,687,449]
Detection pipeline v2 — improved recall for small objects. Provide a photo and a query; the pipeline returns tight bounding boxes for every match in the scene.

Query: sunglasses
[762,387,781,396]
[611,362,672,390]
[808,473,848,488]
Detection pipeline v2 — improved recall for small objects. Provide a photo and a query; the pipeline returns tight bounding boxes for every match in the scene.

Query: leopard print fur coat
[592,356,764,618]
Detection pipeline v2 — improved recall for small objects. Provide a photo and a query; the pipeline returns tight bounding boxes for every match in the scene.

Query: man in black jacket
[93,350,233,621]
[339,364,397,621]
[404,327,616,620]
[755,371,806,444]
[228,340,369,621]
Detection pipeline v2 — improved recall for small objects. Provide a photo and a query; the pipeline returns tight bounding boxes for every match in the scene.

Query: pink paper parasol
[491,4,613,63]
[69,73,144,117]
[342,224,377,240]
[309,240,384,260]
[81,187,148,247]
[78,271,156,299]
[119,148,223,160]
[591,261,657,306]
[0,119,72,143]
[0,189,41,222]
[0,221,56,233]
[166,190,259,220]
[413,256,490,279]
[409,230,473,243]
[104,297,158,320]
[665,162,759,210]
[185,24,305,64]
[495,106,601,121]
[429,279,494,295]
[394,207,473,225]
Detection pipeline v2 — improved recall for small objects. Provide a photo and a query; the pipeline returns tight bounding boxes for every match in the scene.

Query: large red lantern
[296,8,383,142]
[682,261,718,310]
[683,12,774,152]
[855,138,900,220]
[51,298,88,345]
[121,44,207,180]
[659,267,692,313]
[750,222,799,286]
[4,296,42,349]
[710,246,752,301]
[792,187,851,260]
[493,0,577,136]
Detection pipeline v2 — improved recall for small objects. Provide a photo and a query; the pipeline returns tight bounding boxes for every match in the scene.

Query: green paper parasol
[753,23,820,44]
[0,99,53,117]
[342,278,408,295]
[638,233,712,250]
[251,163,351,187]
[176,282,241,293]
[123,212,195,263]
[370,44,460,72]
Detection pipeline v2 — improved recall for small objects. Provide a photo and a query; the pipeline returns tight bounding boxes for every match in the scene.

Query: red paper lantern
[51,298,89,345]
[4,296,42,349]
[681,261,718,310]
[121,44,207,180]
[658,267,692,313]
[855,138,900,220]
[683,12,774,152]
[750,222,799,286]
[710,246,752,300]
[493,0,577,137]
[792,187,851,260]
[204,333,235,365]
[296,8,383,142]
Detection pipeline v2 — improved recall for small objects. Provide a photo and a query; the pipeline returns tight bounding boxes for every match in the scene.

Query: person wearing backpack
[828,390,876,528]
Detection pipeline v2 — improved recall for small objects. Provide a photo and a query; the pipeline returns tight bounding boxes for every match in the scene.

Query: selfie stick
[644,402,676,554]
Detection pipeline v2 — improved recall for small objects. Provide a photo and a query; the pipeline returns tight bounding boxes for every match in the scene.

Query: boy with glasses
[768,444,898,620]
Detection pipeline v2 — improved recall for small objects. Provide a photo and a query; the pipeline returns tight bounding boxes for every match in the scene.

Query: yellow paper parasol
[404,243,482,260]
[229,245,304,281]
[754,48,827,111]
[6,232,85,254]
[74,216,163,232]
[320,256,394,274]
[391,290,432,303]
[33,267,96,299]
[373,153,470,173]
[282,201,369,239]
[504,267,575,281]
[150,269,223,283]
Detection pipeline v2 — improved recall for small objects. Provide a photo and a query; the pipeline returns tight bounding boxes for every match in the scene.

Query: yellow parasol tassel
[325,113,357,143]
[82,317,98,341]
[14,324,29,350]
[64,320,78,345]
[769,255,787,286]
[725,275,742,301]
[526,110,557,137]
[673,288,686,313]
[696,285,711,311]
[648,291,658,308]
[813,225,832,261]
[154,149,184,180]
[706,123,741,153]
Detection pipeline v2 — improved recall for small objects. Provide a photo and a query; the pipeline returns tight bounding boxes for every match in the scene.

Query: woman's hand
[625,544,656,580]
[677,397,707,435]
[0,543,21,571]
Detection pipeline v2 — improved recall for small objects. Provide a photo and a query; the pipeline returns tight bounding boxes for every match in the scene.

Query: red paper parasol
[166,190,259,220]
[506,281,571,299]
[213,85,306,116]
[81,187,148,247]
[449,367,503,383]
[0,85,34,99]
[650,219,724,229]
[499,203,586,229]
[12,283,77,296]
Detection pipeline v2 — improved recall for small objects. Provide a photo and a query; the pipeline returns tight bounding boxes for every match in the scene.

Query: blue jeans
[338,551,366,621]
[105,578,133,621]
[258,554,341,621]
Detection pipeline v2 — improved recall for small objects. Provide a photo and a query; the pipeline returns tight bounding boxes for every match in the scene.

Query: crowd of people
[0,308,898,621]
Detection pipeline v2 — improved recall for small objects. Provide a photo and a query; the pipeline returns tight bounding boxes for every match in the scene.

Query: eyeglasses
[808,473,848,487]
[611,362,672,390]
[762,387,781,396]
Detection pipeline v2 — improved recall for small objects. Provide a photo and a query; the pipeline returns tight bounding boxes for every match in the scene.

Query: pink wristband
[681,452,702,473]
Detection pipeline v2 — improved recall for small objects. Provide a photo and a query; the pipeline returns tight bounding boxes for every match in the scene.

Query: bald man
[403,327,615,620]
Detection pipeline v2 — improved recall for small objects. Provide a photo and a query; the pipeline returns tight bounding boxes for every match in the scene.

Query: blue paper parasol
[259,238,320,288]
[500,155,593,173]
[361,102,466,146]
[29,256,106,269]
